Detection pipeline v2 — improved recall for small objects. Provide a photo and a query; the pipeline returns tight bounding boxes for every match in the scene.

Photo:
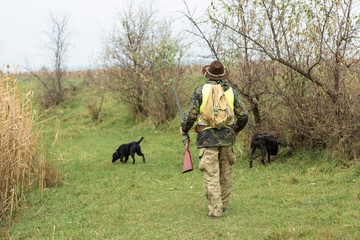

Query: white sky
[0,0,212,72]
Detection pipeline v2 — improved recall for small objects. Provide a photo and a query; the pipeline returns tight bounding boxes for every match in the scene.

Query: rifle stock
[173,88,193,173]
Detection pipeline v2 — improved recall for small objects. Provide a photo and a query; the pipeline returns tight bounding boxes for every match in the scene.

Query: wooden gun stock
[182,134,193,173]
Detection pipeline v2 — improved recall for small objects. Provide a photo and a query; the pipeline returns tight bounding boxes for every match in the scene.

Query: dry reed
[0,72,61,225]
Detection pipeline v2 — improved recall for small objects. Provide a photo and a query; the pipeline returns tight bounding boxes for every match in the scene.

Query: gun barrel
[173,88,184,121]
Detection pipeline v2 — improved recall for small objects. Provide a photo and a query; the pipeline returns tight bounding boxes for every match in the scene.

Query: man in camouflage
[180,60,248,219]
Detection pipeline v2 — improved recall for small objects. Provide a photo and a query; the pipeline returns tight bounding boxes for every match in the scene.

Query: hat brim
[202,65,229,80]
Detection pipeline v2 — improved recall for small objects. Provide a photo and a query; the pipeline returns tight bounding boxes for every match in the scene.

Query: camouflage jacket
[181,80,248,148]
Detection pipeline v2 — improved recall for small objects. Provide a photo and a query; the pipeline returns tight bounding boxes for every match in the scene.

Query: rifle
[173,88,193,173]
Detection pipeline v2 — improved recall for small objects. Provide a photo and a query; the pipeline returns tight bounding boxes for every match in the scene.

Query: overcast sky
[0,0,212,72]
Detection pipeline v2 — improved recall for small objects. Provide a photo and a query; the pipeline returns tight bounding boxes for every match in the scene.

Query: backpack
[200,84,235,129]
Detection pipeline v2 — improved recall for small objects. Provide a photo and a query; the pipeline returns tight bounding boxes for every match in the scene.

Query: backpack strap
[199,84,211,113]
[224,87,234,110]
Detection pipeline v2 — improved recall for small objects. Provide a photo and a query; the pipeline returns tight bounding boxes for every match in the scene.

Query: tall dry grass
[0,73,34,222]
[0,72,61,226]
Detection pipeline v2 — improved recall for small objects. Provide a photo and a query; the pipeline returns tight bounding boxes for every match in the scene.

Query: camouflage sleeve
[181,87,202,133]
[233,88,248,132]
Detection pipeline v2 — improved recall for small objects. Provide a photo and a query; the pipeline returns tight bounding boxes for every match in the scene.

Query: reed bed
[0,73,35,222]
[0,72,60,226]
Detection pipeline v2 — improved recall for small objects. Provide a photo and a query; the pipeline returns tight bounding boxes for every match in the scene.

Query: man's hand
[180,127,186,136]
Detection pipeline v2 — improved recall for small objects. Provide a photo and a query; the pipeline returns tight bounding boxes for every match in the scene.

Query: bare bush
[191,0,360,160]
[86,95,105,120]
[84,70,106,120]
[26,13,71,108]
[103,4,186,125]
[263,62,360,152]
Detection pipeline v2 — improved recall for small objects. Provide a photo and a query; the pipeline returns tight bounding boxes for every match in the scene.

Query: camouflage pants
[198,146,236,216]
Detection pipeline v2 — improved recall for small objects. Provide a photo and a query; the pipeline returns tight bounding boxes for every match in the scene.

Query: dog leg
[260,147,267,166]
[136,149,145,163]
[131,154,136,164]
[137,153,145,163]
[267,150,271,164]
[249,146,256,168]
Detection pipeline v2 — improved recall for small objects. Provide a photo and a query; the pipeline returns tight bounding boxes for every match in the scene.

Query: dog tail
[138,137,144,144]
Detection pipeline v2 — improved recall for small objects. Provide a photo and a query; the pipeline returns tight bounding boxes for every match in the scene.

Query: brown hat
[202,60,229,80]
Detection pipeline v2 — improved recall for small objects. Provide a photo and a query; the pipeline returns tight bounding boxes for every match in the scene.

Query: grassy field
[2,75,360,239]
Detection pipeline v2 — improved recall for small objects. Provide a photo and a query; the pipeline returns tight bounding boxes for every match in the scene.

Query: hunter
[180,60,248,219]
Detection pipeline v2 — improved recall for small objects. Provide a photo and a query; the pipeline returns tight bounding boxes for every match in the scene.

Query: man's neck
[207,79,225,85]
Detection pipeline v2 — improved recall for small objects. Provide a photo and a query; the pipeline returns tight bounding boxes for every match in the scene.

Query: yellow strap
[199,84,211,113]
[202,126,232,131]
[224,87,234,110]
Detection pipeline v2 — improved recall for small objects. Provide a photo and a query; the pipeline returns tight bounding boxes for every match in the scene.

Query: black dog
[112,137,145,164]
[250,133,279,168]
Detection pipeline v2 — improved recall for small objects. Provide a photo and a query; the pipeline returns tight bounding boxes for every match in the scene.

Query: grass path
[2,77,360,239]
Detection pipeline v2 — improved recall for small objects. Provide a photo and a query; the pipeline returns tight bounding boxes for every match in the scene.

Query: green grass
[2,76,360,239]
